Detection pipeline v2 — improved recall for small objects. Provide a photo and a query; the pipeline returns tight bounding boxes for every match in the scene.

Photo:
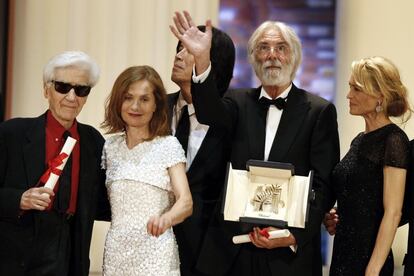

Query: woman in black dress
[328,56,411,276]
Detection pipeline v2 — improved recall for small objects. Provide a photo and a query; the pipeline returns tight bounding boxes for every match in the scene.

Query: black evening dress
[330,124,409,276]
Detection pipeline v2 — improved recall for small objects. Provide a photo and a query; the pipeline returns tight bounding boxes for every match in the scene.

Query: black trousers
[25,211,73,276]
[227,244,272,276]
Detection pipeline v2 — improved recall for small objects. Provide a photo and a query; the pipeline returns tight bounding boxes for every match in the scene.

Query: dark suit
[403,140,414,276]
[0,113,110,276]
[168,92,231,276]
[191,72,340,276]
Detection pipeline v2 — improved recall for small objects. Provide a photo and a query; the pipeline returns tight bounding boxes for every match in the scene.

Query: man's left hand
[249,227,296,249]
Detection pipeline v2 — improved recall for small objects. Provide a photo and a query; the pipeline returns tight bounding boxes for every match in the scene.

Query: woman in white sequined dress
[101,66,193,275]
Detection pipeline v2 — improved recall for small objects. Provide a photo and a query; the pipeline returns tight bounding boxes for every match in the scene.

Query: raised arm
[170,11,236,130]
[170,11,211,75]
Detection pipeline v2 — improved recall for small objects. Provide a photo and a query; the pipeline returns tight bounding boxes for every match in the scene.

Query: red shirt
[45,110,80,214]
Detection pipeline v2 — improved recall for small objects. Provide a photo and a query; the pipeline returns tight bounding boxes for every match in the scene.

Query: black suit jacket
[191,72,340,276]
[168,92,231,275]
[404,140,414,276]
[0,113,110,276]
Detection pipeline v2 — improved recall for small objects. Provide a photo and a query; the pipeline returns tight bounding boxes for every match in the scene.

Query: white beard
[253,59,293,86]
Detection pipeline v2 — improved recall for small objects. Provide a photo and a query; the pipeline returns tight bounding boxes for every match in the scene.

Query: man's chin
[261,72,292,86]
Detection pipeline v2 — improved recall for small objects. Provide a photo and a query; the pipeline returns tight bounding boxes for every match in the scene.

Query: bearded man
[170,11,340,276]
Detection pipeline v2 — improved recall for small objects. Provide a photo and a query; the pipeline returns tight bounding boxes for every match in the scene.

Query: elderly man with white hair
[0,51,110,276]
[171,11,340,276]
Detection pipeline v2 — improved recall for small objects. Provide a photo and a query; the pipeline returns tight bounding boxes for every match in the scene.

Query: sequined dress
[330,124,409,276]
[101,134,186,276]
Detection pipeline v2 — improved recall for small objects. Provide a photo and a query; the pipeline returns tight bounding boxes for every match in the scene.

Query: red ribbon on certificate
[232,229,291,244]
[259,228,270,238]
[38,152,69,185]
[19,137,76,216]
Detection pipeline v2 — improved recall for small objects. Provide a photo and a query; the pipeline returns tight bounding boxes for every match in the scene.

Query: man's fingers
[325,219,335,226]
[35,204,47,211]
[169,25,181,40]
[176,11,190,31]
[38,187,54,195]
[38,193,52,203]
[249,232,264,248]
[327,228,336,236]
[173,15,186,35]
[205,19,213,37]
[31,200,47,210]
[36,199,49,207]
[183,10,195,27]
[253,227,268,247]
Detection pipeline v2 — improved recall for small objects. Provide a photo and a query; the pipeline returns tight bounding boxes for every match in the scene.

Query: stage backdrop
[6,0,414,274]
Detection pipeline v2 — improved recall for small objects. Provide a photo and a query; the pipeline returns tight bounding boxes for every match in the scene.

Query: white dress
[101,134,186,276]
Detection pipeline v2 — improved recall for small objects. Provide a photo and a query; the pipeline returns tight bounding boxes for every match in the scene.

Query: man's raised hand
[170,11,212,74]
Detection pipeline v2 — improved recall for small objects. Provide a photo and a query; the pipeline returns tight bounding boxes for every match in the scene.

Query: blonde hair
[351,56,411,121]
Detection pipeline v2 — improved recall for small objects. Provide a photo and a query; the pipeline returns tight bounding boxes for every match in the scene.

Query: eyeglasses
[255,43,290,56]
[51,81,91,97]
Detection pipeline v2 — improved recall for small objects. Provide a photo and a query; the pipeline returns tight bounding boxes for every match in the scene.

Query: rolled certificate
[43,136,77,190]
[232,229,291,244]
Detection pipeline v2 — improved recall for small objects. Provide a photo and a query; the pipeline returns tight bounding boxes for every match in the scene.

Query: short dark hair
[176,26,235,96]
[102,66,170,139]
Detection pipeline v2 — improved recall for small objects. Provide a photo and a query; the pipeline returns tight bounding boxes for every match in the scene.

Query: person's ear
[43,83,50,98]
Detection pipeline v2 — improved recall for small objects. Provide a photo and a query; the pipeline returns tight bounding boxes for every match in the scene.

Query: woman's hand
[147,214,173,237]
[146,162,192,238]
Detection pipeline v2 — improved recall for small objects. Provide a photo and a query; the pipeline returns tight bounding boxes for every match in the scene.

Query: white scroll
[232,229,291,244]
[43,136,77,190]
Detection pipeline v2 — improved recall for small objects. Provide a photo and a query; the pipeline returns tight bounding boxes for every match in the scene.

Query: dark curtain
[0,0,9,122]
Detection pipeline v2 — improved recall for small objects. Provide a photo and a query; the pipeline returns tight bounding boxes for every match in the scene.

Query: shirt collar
[46,110,78,136]
[177,92,195,116]
[259,83,292,100]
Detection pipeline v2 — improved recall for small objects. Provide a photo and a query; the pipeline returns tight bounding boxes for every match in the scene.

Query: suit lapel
[268,85,310,161]
[77,124,95,206]
[247,88,266,160]
[186,127,224,181]
[167,92,180,130]
[168,91,220,181]
[23,114,46,187]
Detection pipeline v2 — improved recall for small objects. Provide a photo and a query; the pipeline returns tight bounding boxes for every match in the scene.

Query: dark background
[0,0,9,122]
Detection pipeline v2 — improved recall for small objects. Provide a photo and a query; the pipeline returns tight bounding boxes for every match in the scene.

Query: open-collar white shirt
[259,85,291,161]
[172,93,209,171]
[193,63,291,160]
[193,64,296,252]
